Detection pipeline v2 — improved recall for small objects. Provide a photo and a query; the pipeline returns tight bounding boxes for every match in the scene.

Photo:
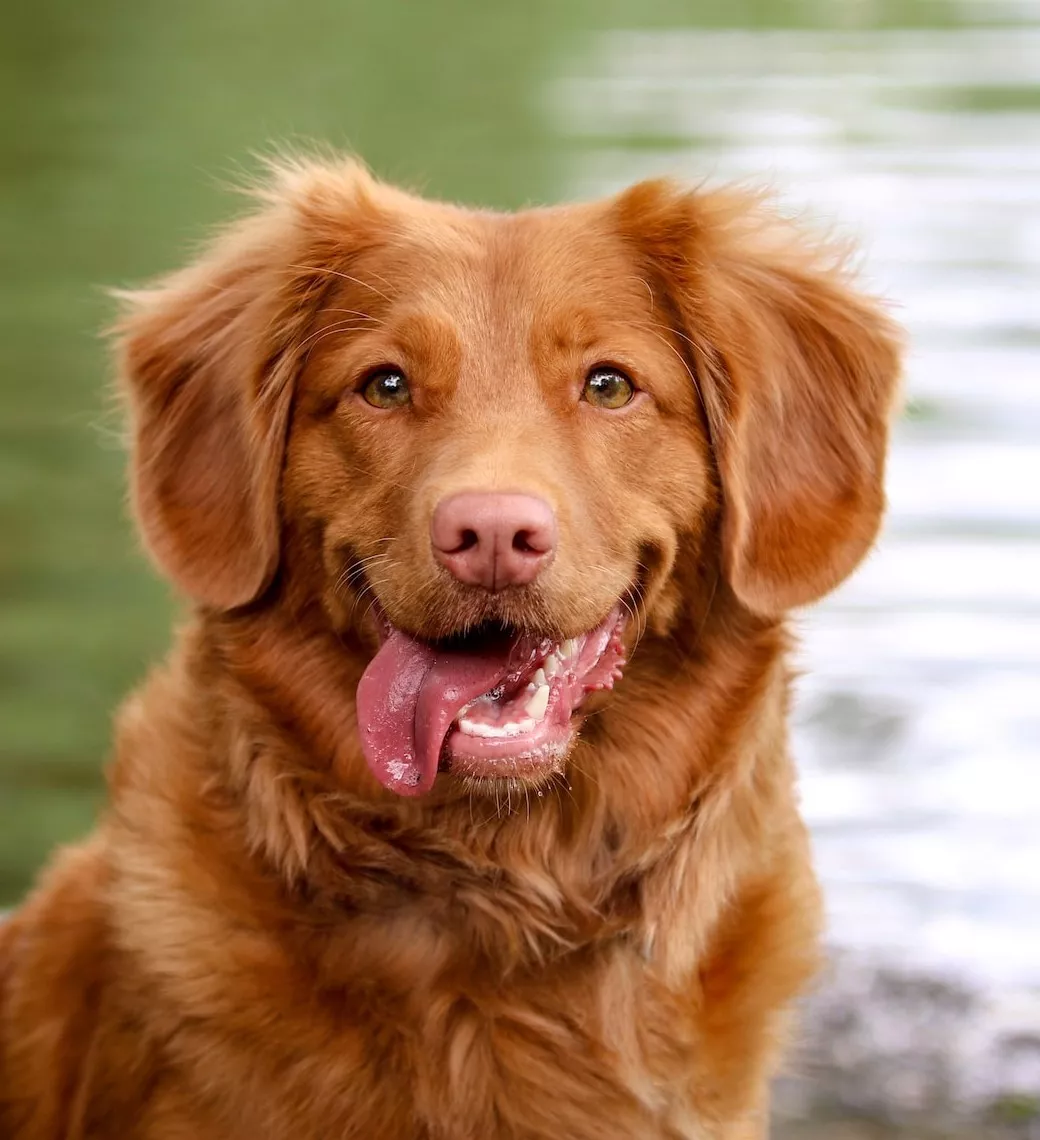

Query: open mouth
[355,608,626,796]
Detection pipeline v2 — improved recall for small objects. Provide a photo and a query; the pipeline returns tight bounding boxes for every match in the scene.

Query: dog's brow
[536,308,603,355]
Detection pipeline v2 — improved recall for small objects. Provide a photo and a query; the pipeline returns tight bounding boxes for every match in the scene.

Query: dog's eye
[582,367,635,410]
[361,369,411,409]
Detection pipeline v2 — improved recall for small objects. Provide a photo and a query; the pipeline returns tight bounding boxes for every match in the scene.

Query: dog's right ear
[112,159,382,610]
[614,180,903,616]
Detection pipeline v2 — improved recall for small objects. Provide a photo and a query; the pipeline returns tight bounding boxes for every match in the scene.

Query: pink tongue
[356,628,529,796]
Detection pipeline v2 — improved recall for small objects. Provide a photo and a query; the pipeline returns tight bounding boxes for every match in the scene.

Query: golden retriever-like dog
[0,157,901,1139]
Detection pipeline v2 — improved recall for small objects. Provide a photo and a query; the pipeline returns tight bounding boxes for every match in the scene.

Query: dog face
[114,159,901,798]
[287,207,711,646]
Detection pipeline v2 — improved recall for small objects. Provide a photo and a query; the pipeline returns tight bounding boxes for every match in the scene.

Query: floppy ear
[112,159,381,609]
[616,181,903,616]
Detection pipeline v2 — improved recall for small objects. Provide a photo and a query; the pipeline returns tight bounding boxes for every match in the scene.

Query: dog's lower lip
[443,737,572,783]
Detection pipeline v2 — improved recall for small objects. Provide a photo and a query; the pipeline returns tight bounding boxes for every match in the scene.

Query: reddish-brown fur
[0,158,902,1139]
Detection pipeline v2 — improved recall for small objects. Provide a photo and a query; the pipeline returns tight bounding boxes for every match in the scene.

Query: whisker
[637,324,699,391]
[634,317,730,449]
[333,552,393,596]
[288,264,394,304]
[630,588,649,652]
[336,570,383,609]
[335,551,399,628]
[360,591,391,632]
[630,275,655,309]
[690,568,720,657]
[345,466,417,496]
[554,772,578,813]
[566,750,602,797]
[347,560,389,599]
[317,307,382,324]
[347,583,379,625]
[581,560,650,657]
[297,319,376,354]
[350,263,396,293]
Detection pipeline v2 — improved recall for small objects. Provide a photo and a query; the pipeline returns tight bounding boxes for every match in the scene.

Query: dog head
[114,158,901,799]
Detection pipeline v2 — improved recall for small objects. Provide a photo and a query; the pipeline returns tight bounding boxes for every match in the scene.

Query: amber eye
[361,368,410,409]
[582,366,636,409]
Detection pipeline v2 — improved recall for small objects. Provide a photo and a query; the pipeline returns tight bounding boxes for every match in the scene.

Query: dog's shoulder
[0,837,153,1138]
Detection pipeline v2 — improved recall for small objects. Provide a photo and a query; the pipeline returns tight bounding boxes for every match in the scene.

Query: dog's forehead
[347,202,657,347]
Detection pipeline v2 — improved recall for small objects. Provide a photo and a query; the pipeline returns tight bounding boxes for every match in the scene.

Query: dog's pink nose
[431,492,557,591]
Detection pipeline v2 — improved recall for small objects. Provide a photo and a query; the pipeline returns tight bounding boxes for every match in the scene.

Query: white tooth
[526,683,550,721]
[458,717,536,739]
[532,667,547,687]
[544,654,560,678]
[562,639,578,661]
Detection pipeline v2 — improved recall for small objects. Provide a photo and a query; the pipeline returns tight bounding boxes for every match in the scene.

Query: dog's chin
[354,604,628,798]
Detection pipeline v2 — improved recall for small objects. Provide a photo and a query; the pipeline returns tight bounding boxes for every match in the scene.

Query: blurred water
[551,4,1040,1014]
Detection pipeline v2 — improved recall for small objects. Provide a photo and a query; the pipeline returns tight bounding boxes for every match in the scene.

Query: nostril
[455,528,479,554]
[512,530,537,554]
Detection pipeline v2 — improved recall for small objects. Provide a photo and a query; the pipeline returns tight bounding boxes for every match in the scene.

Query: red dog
[0,158,901,1139]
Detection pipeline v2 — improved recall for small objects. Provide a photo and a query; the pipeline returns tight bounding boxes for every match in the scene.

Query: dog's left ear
[615,180,904,616]
[112,158,382,609]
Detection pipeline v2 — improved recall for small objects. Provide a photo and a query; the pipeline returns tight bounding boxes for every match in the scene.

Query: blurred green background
[1,0,954,906]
